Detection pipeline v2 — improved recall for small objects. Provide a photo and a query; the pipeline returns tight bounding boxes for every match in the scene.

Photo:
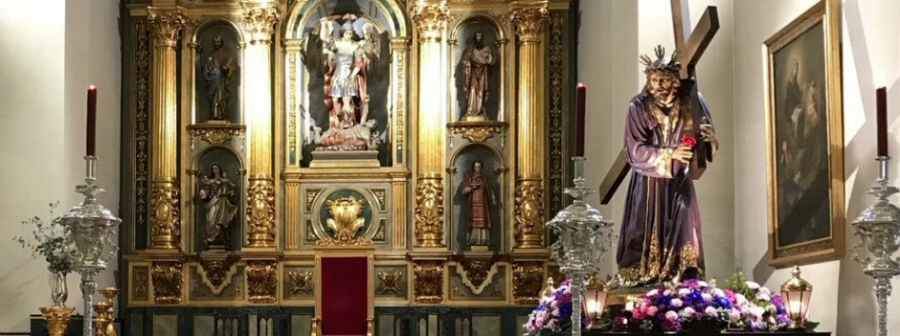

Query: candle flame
[577,83,586,88]
[89,85,97,90]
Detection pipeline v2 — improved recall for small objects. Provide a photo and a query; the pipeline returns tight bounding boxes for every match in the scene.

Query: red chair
[311,246,375,336]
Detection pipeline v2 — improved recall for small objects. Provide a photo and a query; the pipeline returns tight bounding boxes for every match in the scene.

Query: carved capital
[149,181,181,249]
[512,261,544,305]
[410,3,450,43]
[247,178,276,247]
[510,5,549,42]
[241,3,279,44]
[514,178,544,248]
[414,175,445,247]
[147,8,187,48]
[151,261,183,304]
[246,260,278,303]
[413,260,444,303]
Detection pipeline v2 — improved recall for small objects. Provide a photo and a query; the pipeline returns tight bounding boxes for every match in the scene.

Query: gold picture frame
[765,0,844,267]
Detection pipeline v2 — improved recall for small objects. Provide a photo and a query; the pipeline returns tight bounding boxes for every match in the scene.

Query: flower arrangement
[523,279,588,335]
[613,272,817,333]
[12,201,75,274]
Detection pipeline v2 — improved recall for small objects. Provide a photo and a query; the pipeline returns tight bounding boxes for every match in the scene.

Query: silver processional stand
[546,156,615,336]
[59,156,122,336]
[851,155,900,336]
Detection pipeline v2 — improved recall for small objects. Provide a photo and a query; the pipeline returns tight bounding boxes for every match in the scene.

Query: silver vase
[50,272,68,307]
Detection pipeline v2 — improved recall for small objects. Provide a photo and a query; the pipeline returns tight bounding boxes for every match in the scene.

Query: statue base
[310,150,380,168]
[469,245,490,252]
[461,114,489,122]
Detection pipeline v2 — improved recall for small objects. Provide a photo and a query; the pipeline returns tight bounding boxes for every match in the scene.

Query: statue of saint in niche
[461,31,497,121]
[461,160,497,247]
[204,36,238,122]
[196,163,239,248]
[311,15,384,150]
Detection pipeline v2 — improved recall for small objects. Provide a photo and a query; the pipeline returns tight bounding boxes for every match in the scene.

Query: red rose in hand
[681,135,697,148]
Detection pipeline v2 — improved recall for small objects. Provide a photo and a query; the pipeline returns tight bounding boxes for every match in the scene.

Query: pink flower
[647,289,659,297]
[546,319,557,329]
[701,293,713,302]
[647,306,659,317]
[735,294,747,306]
[698,281,710,288]
[724,289,736,300]
[665,311,678,321]
[682,307,696,317]
[663,289,673,296]
[678,288,691,297]
[632,309,645,319]
[670,298,683,308]
[705,306,718,317]
[729,309,741,321]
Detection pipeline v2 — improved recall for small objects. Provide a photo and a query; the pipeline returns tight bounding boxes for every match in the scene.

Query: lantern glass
[780,266,812,330]
[585,276,608,329]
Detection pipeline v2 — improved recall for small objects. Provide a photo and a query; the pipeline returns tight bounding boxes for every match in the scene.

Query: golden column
[147,8,186,250]
[410,0,450,248]
[511,0,549,249]
[241,2,279,249]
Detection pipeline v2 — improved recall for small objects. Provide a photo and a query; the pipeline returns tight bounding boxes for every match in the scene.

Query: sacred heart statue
[325,196,367,242]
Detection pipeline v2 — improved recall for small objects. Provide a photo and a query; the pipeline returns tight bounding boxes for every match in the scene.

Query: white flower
[711,288,725,297]
[681,307,697,317]
[665,311,679,321]
[701,293,713,302]
[729,309,741,321]
[670,298,683,308]
[705,306,718,316]
[647,289,659,297]
[625,301,635,312]
[759,287,771,296]
[678,288,691,297]
[749,307,765,318]
[757,293,771,302]
[735,294,747,305]
[698,281,710,288]
[746,281,760,290]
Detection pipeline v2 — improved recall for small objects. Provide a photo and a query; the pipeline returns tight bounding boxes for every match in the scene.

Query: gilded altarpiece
[119,0,578,335]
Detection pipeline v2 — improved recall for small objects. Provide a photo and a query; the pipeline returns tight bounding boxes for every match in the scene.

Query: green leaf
[805,321,819,331]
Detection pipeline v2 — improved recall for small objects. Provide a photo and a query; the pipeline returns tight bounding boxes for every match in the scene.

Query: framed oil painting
[764,0,844,267]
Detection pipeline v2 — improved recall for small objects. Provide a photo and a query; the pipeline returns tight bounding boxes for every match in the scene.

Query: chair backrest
[320,256,369,335]
[255,307,291,336]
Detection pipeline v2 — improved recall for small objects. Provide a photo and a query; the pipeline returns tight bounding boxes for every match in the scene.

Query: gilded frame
[764,0,844,267]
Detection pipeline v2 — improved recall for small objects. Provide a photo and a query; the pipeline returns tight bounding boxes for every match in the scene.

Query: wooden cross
[598,0,719,205]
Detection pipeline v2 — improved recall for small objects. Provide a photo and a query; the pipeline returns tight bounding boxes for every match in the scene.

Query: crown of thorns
[640,45,681,74]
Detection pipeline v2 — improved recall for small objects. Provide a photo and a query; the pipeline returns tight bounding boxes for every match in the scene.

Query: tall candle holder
[58,155,122,336]
[546,156,615,336]
[850,155,900,336]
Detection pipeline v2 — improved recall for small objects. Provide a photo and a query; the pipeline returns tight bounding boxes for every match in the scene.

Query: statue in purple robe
[615,46,718,287]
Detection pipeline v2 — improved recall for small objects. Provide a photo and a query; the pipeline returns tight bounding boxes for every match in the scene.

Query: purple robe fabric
[615,92,712,287]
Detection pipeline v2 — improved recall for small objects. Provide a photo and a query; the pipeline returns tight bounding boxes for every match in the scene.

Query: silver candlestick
[851,155,900,336]
[58,155,122,336]
[546,157,614,336]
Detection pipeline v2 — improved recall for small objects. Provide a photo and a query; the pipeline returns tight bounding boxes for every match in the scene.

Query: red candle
[575,83,586,157]
[877,87,888,157]
[87,85,97,157]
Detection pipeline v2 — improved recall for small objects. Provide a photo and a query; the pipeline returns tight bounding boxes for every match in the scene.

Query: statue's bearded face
[646,70,678,104]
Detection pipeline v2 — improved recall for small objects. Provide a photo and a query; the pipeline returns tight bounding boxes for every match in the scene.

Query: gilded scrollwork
[316,196,373,247]
[133,266,150,301]
[514,179,545,248]
[134,18,151,248]
[414,176,445,247]
[376,270,404,297]
[390,38,410,160]
[288,270,314,296]
[413,260,444,303]
[187,124,246,145]
[512,261,544,305]
[150,182,181,249]
[410,3,451,43]
[456,259,498,295]
[448,121,506,142]
[152,261,183,304]
[246,260,277,303]
[547,12,565,218]
[247,179,276,247]
[198,259,238,295]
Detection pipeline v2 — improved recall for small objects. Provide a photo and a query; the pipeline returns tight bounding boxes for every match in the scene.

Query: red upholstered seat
[320,257,368,336]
